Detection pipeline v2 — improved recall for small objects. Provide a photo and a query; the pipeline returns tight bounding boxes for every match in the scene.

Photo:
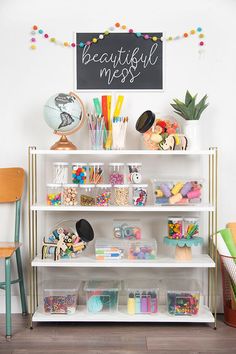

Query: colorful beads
[44,34,49,38]
[115,22,120,28]
[197,27,202,32]
[99,34,104,40]
[92,38,98,43]
[31,38,36,42]
[63,186,78,206]
[199,33,204,38]
[144,34,149,40]
[129,29,134,33]
[33,25,38,30]
[72,164,87,184]
[79,42,84,48]
[136,32,142,37]
[199,41,204,46]
[50,37,56,42]
[104,30,109,35]
[86,41,91,46]
[168,292,200,316]
[152,36,158,42]
[38,29,43,34]
[44,294,77,314]
[47,192,62,206]
[64,41,69,47]
[109,173,124,185]
[71,43,76,47]
[121,25,127,30]
[96,191,111,206]
[183,33,188,38]
[114,185,129,206]
[190,29,196,35]
[30,44,36,50]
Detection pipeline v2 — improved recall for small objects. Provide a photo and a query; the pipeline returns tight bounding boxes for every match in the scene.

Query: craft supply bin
[89,162,104,184]
[113,184,129,206]
[109,163,125,185]
[46,184,62,206]
[53,162,68,184]
[96,184,112,206]
[62,184,78,206]
[126,162,142,184]
[72,162,87,184]
[43,280,79,315]
[125,280,159,315]
[95,240,127,260]
[79,184,96,206]
[128,240,157,260]
[131,184,148,206]
[166,279,200,316]
[84,280,121,314]
[153,179,203,205]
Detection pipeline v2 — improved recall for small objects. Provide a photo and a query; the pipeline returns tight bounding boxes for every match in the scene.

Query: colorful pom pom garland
[29,23,205,50]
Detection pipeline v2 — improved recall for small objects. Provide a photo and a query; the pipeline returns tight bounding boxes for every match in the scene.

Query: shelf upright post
[213,147,218,329]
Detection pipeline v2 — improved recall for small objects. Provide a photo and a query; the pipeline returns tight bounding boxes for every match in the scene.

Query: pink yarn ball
[44,34,49,38]
[31,38,36,42]
[144,34,149,39]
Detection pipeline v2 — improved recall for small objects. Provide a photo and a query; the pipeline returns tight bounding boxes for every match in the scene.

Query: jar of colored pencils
[89,163,104,184]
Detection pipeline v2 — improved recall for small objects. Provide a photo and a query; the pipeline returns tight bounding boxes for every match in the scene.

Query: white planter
[183,120,201,150]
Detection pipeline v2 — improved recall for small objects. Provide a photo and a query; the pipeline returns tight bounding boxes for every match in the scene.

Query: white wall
[0,0,235,312]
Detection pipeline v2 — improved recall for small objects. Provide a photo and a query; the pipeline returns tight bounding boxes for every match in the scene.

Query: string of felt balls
[30,23,205,50]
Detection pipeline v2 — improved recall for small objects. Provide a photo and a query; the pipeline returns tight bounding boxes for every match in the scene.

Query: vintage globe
[44,92,85,150]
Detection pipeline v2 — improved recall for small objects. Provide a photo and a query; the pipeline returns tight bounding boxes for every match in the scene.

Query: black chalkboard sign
[75,33,163,90]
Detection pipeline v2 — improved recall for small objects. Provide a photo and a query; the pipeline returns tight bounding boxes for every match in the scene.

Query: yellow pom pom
[199,33,204,38]
[152,36,158,42]
[50,37,56,43]
[190,29,196,35]
[64,42,69,47]
[30,44,36,50]
[92,38,98,43]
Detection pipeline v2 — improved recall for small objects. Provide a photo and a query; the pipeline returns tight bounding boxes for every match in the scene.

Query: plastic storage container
[113,219,142,240]
[153,179,203,205]
[79,184,96,206]
[184,217,199,238]
[43,280,79,314]
[62,184,78,206]
[72,163,87,184]
[46,184,62,206]
[114,184,129,206]
[53,162,69,184]
[109,163,125,185]
[84,280,121,313]
[126,163,142,184]
[125,280,159,315]
[128,240,157,260]
[89,163,104,184]
[132,184,148,206]
[167,279,200,316]
[168,217,184,239]
[95,240,127,260]
[96,184,112,206]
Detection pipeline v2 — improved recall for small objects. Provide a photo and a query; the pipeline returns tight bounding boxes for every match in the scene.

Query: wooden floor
[0,315,235,354]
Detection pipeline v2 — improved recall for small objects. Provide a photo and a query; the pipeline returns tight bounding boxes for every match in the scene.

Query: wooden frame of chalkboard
[74,32,164,91]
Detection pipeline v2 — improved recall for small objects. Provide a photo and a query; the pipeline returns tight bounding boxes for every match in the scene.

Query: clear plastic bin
[53,162,69,184]
[89,163,104,184]
[62,184,78,206]
[72,163,87,184]
[84,280,121,313]
[128,240,157,260]
[126,163,142,184]
[132,184,148,206]
[153,179,203,205]
[113,219,142,240]
[125,280,159,314]
[46,184,62,206]
[114,184,129,206]
[96,184,112,206]
[43,280,79,314]
[95,240,127,260]
[167,279,200,316]
[109,163,125,185]
[79,184,96,206]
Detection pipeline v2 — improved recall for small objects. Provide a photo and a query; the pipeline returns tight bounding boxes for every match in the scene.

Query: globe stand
[50,135,77,150]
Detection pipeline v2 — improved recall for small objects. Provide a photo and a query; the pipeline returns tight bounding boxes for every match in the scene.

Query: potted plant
[170,91,209,150]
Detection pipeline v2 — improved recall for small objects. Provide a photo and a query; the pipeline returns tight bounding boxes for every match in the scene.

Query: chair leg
[5,257,12,339]
[15,248,27,315]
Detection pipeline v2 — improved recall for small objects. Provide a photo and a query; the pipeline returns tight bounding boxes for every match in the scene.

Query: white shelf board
[32,254,215,268]
[31,204,215,212]
[30,149,215,156]
[32,305,214,323]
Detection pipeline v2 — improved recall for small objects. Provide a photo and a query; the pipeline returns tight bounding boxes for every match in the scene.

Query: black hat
[76,219,94,243]
[135,110,155,133]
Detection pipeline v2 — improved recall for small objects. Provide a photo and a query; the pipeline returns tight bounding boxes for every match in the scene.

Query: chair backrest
[0,168,24,243]
[226,223,236,245]
[0,168,24,203]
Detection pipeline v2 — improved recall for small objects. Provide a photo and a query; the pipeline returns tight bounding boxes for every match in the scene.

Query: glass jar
[96,184,112,206]
[168,217,183,239]
[132,184,148,206]
[184,217,199,238]
[89,163,104,184]
[114,185,129,206]
[79,185,96,206]
[47,184,62,206]
[126,163,142,184]
[53,162,69,184]
[62,184,78,206]
[109,163,125,185]
[71,163,87,184]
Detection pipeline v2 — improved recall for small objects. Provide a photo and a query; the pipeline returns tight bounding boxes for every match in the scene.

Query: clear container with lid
[53,162,69,184]
[114,184,129,206]
[84,280,121,313]
[62,184,78,206]
[47,184,62,206]
[96,184,112,206]
[125,280,159,315]
[89,163,104,184]
[109,163,125,185]
[79,184,96,206]
[126,163,142,184]
[72,163,87,184]
[132,184,148,206]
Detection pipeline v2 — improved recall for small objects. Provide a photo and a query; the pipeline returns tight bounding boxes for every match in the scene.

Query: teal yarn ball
[87,296,103,313]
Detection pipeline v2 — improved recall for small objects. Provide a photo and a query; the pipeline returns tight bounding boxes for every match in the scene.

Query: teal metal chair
[0,168,27,339]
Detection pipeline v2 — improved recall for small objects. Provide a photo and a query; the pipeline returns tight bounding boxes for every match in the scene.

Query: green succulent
[170,90,209,120]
